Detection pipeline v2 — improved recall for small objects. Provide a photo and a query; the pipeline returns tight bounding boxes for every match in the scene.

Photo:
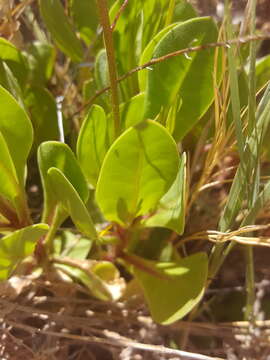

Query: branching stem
[72,32,270,118]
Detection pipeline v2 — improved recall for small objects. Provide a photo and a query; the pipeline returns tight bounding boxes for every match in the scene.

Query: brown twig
[5,319,224,360]
[72,32,270,118]
[120,252,170,280]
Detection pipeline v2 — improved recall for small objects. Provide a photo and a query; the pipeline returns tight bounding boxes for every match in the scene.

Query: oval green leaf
[134,252,208,324]
[38,141,89,222]
[0,37,28,87]
[48,167,97,240]
[144,153,186,234]
[25,86,59,148]
[96,120,179,225]
[26,41,56,85]
[0,224,49,280]
[144,17,221,141]
[0,132,20,212]
[70,0,98,45]
[39,0,83,62]
[77,105,110,187]
[0,85,33,185]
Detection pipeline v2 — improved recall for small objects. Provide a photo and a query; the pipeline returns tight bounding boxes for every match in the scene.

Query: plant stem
[244,0,257,323]
[44,208,62,255]
[96,0,120,139]
[245,246,255,321]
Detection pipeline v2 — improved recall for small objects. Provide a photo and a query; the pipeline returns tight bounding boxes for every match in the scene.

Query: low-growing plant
[1,0,270,354]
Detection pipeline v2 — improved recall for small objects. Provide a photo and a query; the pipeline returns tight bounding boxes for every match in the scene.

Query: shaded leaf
[0,224,49,280]
[0,37,28,87]
[256,55,270,91]
[134,252,208,324]
[38,141,88,222]
[0,132,20,211]
[55,231,93,260]
[144,17,221,141]
[144,153,186,234]
[39,0,83,62]
[70,0,98,45]
[0,62,24,104]
[24,86,59,148]
[26,41,56,85]
[55,260,124,301]
[173,0,197,22]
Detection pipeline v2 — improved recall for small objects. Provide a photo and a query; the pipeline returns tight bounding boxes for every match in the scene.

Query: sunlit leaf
[77,105,110,187]
[96,120,179,225]
[0,85,33,186]
[48,167,97,240]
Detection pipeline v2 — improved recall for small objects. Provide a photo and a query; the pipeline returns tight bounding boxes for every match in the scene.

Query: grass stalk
[244,0,257,323]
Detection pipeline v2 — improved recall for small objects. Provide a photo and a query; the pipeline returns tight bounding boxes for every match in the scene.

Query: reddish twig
[72,32,270,118]
[111,0,129,31]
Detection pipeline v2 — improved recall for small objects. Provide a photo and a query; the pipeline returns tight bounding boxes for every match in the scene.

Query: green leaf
[0,132,20,211]
[55,258,123,301]
[24,86,59,148]
[70,0,98,45]
[0,224,49,280]
[38,141,89,222]
[77,105,109,187]
[56,231,93,259]
[144,153,186,234]
[255,55,270,91]
[48,167,97,240]
[26,41,56,85]
[144,17,221,141]
[121,93,146,129]
[96,120,179,225]
[139,23,177,91]
[0,37,28,87]
[55,262,113,301]
[134,252,208,324]
[109,0,168,94]
[95,49,109,89]
[39,0,83,62]
[0,62,24,106]
[0,85,33,186]
[173,0,197,22]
